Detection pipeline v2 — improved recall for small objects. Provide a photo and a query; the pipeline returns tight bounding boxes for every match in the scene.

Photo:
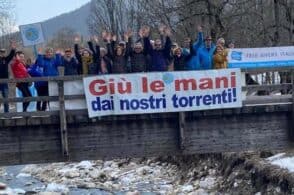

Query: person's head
[183,38,191,48]
[119,41,126,49]
[154,39,162,50]
[0,49,6,57]
[216,45,224,53]
[45,47,54,58]
[64,48,72,58]
[217,38,225,48]
[205,36,213,48]
[228,42,235,49]
[173,47,182,57]
[15,51,25,63]
[100,48,107,57]
[115,45,123,56]
[25,58,32,68]
[82,49,91,57]
[171,42,178,50]
[133,42,143,54]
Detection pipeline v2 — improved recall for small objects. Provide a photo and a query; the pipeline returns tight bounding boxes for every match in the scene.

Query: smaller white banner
[228,46,294,68]
[19,23,45,47]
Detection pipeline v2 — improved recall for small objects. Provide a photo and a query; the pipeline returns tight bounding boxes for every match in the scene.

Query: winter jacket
[74,43,93,75]
[187,32,204,70]
[144,36,172,72]
[107,42,128,74]
[61,57,79,75]
[173,53,192,71]
[28,63,47,87]
[213,50,228,69]
[36,54,62,76]
[197,44,216,70]
[0,49,15,78]
[126,38,148,72]
[11,59,29,79]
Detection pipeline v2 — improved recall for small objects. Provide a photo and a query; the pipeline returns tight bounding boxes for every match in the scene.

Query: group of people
[0,25,232,113]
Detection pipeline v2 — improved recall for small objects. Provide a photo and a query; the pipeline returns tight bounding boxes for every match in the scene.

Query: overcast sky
[15,0,91,25]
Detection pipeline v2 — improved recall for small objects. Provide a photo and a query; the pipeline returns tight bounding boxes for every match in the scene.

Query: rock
[77,182,96,189]
[0,182,6,190]
[24,190,38,195]
[75,161,93,170]
[16,173,31,178]
[189,189,209,195]
[64,170,80,178]
[136,166,151,176]
[21,165,40,175]
[199,176,216,190]
[0,187,14,195]
[181,185,194,193]
[13,188,26,194]
[88,169,100,178]
[38,192,62,195]
[125,191,140,195]
[45,183,69,195]
[25,182,33,186]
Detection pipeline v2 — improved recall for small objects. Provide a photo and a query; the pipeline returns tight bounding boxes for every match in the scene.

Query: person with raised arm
[143,25,172,72]
[104,32,128,74]
[11,51,31,112]
[0,40,16,113]
[74,35,94,75]
[124,30,148,73]
[186,25,204,70]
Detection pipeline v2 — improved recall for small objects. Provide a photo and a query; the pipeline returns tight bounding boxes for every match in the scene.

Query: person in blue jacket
[143,25,172,72]
[36,47,62,76]
[186,26,204,70]
[35,47,62,110]
[28,60,48,111]
[196,35,216,70]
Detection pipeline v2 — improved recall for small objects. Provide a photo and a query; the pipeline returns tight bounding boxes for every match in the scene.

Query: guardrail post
[58,80,69,159]
[178,112,186,150]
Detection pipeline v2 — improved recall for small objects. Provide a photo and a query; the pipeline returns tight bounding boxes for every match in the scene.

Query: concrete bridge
[0,67,293,166]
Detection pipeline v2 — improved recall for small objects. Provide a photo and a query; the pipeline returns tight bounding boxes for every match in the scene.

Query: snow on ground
[267,153,294,172]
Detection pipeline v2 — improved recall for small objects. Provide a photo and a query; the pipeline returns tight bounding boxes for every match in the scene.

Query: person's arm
[88,41,96,55]
[74,43,82,64]
[143,36,153,55]
[193,31,204,52]
[5,49,16,63]
[163,36,172,58]
[106,42,114,60]
[125,37,133,57]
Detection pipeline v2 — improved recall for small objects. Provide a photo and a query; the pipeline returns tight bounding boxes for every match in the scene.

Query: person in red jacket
[11,51,31,112]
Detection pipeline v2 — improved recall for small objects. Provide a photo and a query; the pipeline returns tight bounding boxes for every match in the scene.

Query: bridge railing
[0,68,293,116]
[0,68,293,157]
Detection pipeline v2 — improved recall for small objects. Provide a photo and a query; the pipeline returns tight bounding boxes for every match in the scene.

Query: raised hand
[102,31,108,41]
[92,35,99,44]
[74,35,81,43]
[37,47,43,54]
[10,40,17,49]
[105,32,112,43]
[197,25,203,32]
[164,27,172,37]
[159,25,165,35]
[112,34,117,42]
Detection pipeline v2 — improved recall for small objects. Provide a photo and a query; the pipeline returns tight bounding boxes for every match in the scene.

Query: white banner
[83,69,242,118]
[19,23,45,47]
[228,46,294,68]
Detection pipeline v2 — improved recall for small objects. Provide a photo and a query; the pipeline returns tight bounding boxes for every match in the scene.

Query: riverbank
[1,152,294,194]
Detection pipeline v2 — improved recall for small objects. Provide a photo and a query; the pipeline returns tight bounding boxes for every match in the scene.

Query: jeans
[17,82,32,112]
[0,83,9,112]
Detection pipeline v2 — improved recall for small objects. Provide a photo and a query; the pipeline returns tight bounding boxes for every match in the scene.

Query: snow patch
[266,153,286,161]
